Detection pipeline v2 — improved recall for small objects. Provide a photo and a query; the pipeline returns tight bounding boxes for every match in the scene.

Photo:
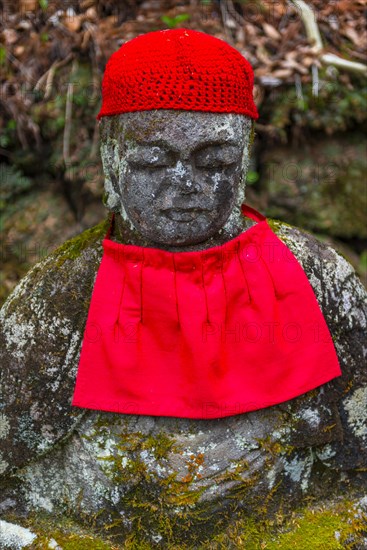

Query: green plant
[161,14,190,29]
[266,71,367,138]
[0,45,7,65]
[0,164,32,208]
[246,170,259,184]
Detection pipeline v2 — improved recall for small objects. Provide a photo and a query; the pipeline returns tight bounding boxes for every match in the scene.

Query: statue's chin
[135,216,231,247]
[148,233,215,247]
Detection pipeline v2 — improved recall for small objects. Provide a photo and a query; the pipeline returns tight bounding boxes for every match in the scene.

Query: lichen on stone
[343,387,367,441]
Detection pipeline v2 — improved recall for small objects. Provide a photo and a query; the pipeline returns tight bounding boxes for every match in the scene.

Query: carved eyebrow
[132,139,239,153]
[133,140,178,153]
[193,140,239,153]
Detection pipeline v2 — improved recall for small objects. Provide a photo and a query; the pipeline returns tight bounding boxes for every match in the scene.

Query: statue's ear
[99,118,122,213]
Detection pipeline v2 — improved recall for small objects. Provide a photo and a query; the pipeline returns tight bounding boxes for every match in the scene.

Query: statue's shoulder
[1,218,109,317]
[267,217,367,333]
[0,219,109,475]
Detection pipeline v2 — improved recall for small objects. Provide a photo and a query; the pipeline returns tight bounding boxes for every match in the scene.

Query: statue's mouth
[163,208,207,222]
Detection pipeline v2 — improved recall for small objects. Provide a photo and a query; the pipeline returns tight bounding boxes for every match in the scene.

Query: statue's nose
[171,160,201,194]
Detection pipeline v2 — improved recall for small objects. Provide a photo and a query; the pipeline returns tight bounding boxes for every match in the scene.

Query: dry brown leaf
[280,21,302,43]
[64,15,83,33]
[342,25,363,46]
[244,23,258,38]
[2,29,18,45]
[280,60,309,74]
[285,51,299,61]
[80,0,95,8]
[86,7,98,20]
[19,0,38,12]
[253,84,265,107]
[254,67,274,77]
[81,29,92,50]
[256,45,273,65]
[14,45,25,57]
[263,22,281,41]
[271,68,293,78]
[303,56,318,67]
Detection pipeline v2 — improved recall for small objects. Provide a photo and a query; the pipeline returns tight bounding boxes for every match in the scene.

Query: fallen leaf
[64,14,83,33]
[263,22,281,41]
[2,29,18,45]
[19,0,38,12]
[271,68,293,78]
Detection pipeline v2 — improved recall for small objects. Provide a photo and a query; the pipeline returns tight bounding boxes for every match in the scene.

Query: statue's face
[100,110,251,246]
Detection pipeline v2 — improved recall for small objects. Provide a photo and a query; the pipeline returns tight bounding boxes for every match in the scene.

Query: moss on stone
[53,218,110,268]
[2,491,366,549]
[255,435,295,457]
[81,420,258,545]
[208,498,366,549]
[1,511,119,550]
[267,501,366,549]
[142,432,177,461]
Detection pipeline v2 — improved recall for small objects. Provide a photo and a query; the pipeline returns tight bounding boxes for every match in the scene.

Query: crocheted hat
[97,29,259,120]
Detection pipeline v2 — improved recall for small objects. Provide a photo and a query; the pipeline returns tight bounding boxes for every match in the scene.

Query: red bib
[71,204,341,418]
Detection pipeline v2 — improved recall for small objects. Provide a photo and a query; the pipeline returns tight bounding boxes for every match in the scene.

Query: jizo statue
[0,29,365,545]
[70,28,341,419]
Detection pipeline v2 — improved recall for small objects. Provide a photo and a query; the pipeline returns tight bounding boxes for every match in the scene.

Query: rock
[0,520,37,549]
[0,219,366,546]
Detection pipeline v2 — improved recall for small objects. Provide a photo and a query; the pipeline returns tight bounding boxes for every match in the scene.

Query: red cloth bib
[71,204,341,418]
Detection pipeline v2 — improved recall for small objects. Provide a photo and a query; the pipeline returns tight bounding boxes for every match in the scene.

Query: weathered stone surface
[0,221,108,477]
[0,219,366,546]
[99,111,255,250]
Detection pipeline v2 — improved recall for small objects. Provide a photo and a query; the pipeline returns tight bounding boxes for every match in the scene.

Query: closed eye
[128,160,172,168]
[194,145,241,168]
[126,149,175,169]
[196,158,237,168]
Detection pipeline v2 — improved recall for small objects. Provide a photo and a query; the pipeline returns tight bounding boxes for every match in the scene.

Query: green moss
[81,424,239,544]
[79,417,307,545]
[256,435,295,457]
[209,499,366,549]
[36,534,115,549]
[142,432,177,461]
[266,505,366,549]
[267,217,294,232]
[1,511,119,550]
[53,218,110,267]
[3,486,365,549]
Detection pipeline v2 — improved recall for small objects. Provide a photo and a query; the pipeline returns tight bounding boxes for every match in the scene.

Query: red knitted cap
[97,29,259,120]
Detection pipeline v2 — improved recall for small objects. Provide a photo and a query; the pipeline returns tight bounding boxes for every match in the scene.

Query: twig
[289,0,367,75]
[295,73,304,103]
[320,53,367,75]
[312,63,319,97]
[220,0,236,43]
[226,0,245,26]
[63,59,78,167]
[34,53,74,99]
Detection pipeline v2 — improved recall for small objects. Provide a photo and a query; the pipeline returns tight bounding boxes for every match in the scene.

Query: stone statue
[0,29,366,548]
